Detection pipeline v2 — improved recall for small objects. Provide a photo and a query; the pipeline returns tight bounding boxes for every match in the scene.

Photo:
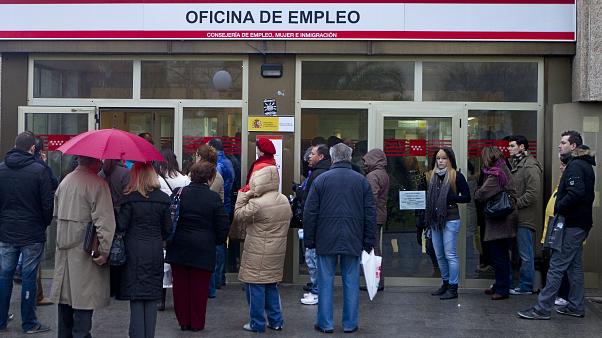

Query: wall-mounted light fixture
[261,63,283,78]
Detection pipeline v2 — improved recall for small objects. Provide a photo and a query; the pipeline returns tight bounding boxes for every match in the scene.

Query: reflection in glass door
[99,108,174,150]
[19,107,95,272]
[382,117,453,278]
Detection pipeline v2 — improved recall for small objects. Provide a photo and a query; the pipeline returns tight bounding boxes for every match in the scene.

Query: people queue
[0,129,594,336]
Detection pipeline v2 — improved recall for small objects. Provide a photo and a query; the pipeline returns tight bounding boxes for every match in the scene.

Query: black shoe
[180,326,190,331]
[555,306,585,318]
[359,286,367,291]
[440,284,458,300]
[344,327,359,333]
[517,307,551,320]
[303,283,314,292]
[25,324,50,334]
[267,324,283,331]
[314,324,334,334]
[378,284,384,291]
[431,281,449,296]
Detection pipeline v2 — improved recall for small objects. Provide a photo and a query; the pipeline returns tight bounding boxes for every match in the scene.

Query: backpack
[167,187,184,243]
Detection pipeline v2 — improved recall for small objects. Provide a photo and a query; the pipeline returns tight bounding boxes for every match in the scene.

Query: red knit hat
[257,138,276,155]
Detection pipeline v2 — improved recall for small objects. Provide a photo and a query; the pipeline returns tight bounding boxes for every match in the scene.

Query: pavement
[3,279,602,337]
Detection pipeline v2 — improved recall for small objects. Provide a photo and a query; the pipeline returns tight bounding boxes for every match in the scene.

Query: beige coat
[50,166,116,310]
[235,166,291,284]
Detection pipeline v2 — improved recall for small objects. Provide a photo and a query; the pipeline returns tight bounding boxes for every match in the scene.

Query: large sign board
[0,1,576,41]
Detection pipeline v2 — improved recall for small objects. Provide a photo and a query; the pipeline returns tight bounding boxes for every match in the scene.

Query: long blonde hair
[426,148,458,193]
[124,162,161,197]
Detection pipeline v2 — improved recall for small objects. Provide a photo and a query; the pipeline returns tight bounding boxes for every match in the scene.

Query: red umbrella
[57,129,164,162]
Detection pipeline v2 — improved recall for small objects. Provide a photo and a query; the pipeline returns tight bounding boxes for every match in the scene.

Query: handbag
[83,222,100,258]
[484,191,514,218]
[543,215,565,251]
[108,232,126,266]
[166,187,184,243]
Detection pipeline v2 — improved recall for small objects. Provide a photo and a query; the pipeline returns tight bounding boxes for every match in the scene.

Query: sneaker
[25,324,50,334]
[301,293,319,305]
[555,297,569,307]
[517,307,551,320]
[509,287,533,295]
[555,306,585,318]
[243,323,262,333]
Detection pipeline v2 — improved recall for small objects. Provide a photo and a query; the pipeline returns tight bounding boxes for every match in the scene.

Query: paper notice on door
[399,191,426,210]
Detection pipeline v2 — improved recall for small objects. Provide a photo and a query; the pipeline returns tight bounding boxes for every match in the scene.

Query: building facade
[0,1,600,289]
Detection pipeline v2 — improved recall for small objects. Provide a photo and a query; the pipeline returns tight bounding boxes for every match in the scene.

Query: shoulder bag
[484,190,514,218]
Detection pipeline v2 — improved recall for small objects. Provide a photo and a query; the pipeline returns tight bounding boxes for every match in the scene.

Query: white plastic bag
[361,249,382,301]
[163,249,173,288]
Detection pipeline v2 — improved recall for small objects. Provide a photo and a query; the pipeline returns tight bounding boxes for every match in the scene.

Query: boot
[158,288,166,311]
[440,284,458,300]
[431,281,449,296]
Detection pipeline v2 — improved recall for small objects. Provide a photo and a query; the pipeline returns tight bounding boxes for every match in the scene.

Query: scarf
[240,154,277,192]
[425,168,450,231]
[482,159,509,188]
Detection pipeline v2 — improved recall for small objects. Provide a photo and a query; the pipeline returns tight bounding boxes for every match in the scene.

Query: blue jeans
[514,227,535,292]
[0,241,44,331]
[431,220,461,285]
[208,244,226,298]
[317,254,360,331]
[305,248,318,294]
[245,283,283,332]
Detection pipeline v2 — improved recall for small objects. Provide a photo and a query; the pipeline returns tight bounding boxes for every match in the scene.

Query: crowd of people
[0,128,595,336]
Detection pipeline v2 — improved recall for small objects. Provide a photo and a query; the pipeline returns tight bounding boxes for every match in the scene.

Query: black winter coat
[0,149,54,245]
[117,189,171,300]
[554,147,596,231]
[165,183,230,271]
[303,161,376,256]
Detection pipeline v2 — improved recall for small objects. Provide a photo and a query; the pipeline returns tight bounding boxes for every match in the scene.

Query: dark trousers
[487,238,512,296]
[171,264,211,330]
[541,248,570,299]
[58,303,93,338]
[129,300,157,338]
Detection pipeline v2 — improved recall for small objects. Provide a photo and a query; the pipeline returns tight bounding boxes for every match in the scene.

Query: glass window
[99,108,175,150]
[465,110,538,280]
[302,61,414,100]
[141,61,243,99]
[33,60,133,98]
[182,107,242,273]
[423,62,538,102]
[383,117,453,278]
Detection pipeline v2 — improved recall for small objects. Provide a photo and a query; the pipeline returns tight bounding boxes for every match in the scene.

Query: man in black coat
[299,144,331,305]
[303,143,376,333]
[0,132,54,334]
[519,130,595,320]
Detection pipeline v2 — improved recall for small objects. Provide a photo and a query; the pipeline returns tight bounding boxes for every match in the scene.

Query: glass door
[18,106,96,273]
[373,105,466,285]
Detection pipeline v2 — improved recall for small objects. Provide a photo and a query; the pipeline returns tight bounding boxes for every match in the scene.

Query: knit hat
[257,138,276,155]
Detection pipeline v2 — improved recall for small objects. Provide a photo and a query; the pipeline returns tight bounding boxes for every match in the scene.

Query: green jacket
[509,154,543,230]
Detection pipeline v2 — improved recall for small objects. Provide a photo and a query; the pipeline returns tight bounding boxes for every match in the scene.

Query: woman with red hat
[239,138,277,193]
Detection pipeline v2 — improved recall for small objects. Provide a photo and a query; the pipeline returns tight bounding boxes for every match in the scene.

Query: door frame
[370,102,473,287]
[18,106,97,133]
